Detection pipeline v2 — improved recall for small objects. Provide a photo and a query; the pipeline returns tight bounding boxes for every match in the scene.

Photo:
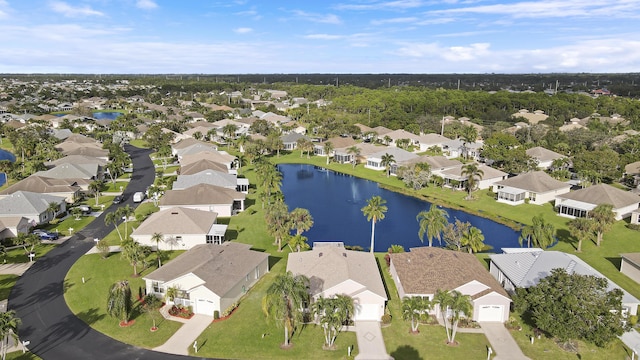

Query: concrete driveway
[479,322,530,360]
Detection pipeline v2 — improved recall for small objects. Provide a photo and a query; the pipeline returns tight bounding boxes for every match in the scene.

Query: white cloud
[136,0,158,10]
[49,1,104,17]
[0,0,10,18]
[234,27,253,34]
[371,17,418,25]
[304,34,345,40]
[291,10,342,24]
[335,0,426,11]
[428,0,640,19]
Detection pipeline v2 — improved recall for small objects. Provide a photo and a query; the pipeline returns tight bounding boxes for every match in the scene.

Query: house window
[152,281,164,293]
[206,234,224,244]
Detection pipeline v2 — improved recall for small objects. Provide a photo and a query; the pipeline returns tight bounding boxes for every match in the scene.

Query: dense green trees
[402,296,431,333]
[515,269,629,347]
[312,295,354,348]
[519,215,556,249]
[416,205,449,247]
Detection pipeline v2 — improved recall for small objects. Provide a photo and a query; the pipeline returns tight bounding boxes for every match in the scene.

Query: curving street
[9,145,208,359]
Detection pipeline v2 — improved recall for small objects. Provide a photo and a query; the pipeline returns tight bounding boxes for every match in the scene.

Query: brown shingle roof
[159,183,245,207]
[390,247,509,298]
[494,171,571,193]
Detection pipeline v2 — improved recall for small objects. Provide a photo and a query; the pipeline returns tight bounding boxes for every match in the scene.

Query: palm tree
[17,233,40,261]
[312,295,354,348]
[118,205,135,239]
[120,239,150,276]
[402,296,431,333]
[568,217,593,252]
[46,201,60,222]
[289,208,314,236]
[433,289,454,343]
[416,204,449,247]
[0,310,21,360]
[104,211,123,241]
[262,272,310,348]
[142,294,163,331]
[519,214,555,249]
[222,123,238,146]
[323,141,334,165]
[236,133,250,153]
[380,153,395,177]
[460,125,478,160]
[346,146,361,168]
[461,226,485,253]
[89,179,103,206]
[106,280,133,325]
[287,234,310,252]
[383,135,392,146]
[361,196,388,253]
[448,291,473,344]
[461,163,484,199]
[151,232,163,267]
[589,203,616,247]
[265,201,290,252]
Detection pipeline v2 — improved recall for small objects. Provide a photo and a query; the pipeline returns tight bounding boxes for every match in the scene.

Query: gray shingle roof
[132,207,218,236]
[0,191,66,216]
[557,184,640,209]
[526,146,564,163]
[160,183,245,207]
[144,242,268,296]
[172,170,237,190]
[287,246,387,300]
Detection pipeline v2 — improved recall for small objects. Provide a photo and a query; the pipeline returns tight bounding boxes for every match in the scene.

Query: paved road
[8,145,210,359]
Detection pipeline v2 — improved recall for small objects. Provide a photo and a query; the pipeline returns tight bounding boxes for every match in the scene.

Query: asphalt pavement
[8,145,212,359]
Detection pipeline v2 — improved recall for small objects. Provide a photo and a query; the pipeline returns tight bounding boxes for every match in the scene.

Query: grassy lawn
[64,252,184,349]
[40,215,95,237]
[0,274,19,300]
[103,181,129,193]
[376,254,491,360]
[128,139,149,148]
[102,203,159,246]
[5,244,56,264]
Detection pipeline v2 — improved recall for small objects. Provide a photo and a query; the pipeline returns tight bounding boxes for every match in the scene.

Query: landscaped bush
[168,305,193,319]
[214,310,220,319]
[222,302,238,317]
[627,223,640,231]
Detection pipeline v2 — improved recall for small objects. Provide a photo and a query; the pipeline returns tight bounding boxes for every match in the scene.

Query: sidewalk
[152,306,212,355]
[0,263,34,276]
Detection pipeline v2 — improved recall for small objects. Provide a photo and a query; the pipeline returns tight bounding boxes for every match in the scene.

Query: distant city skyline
[1,0,639,74]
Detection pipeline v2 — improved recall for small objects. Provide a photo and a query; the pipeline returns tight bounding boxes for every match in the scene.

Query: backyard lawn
[0,274,19,300]
[64,252,184,349]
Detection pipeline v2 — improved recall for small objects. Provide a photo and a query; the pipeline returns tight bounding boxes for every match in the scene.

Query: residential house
[441,139,483,160]
[398,156,461,176]
[390,247,511,322]
[333,143,382,165]
[0,191,67,225]
[525,146,566,170]
[0,176,81,202]
[287,243,388,321]
[493,171,571,205]
[384,129,422,150]
[415,133,451,152]
[132,207,227,248]
[555,184,640,220]
[179,159,229,176]
[35,162,100,181]
[490,249,639,316]
[365,147,418,172]
[159,183,245,216]
[625,161,640,187]
[174,143,220,161]
[620,253,640,284]
[280,132,309,151]
[439,163,508,191]
[0,217,30,240]
[144,242,269,316]
[314,137,357,157]
[511,109,548,124]
[172,170,249,193]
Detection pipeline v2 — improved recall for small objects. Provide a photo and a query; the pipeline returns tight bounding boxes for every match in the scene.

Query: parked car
[133,192,145,203]
[79,205,91,214]
[33,230,59,240]
[113,195,123,204]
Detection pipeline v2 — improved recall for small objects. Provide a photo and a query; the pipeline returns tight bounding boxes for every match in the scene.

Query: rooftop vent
[319,252,323,257]
[342,253,347,258]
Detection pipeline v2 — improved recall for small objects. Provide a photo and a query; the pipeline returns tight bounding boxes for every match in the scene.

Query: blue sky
[1,0,639,74]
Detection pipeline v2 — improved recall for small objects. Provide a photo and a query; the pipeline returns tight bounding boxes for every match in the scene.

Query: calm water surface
[278,164,521,252]
[0,149,15,187]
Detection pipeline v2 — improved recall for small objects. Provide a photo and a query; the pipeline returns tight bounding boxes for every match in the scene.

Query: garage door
[196,299,215,315]
[356,304,381,321]
[477,305,503,322]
